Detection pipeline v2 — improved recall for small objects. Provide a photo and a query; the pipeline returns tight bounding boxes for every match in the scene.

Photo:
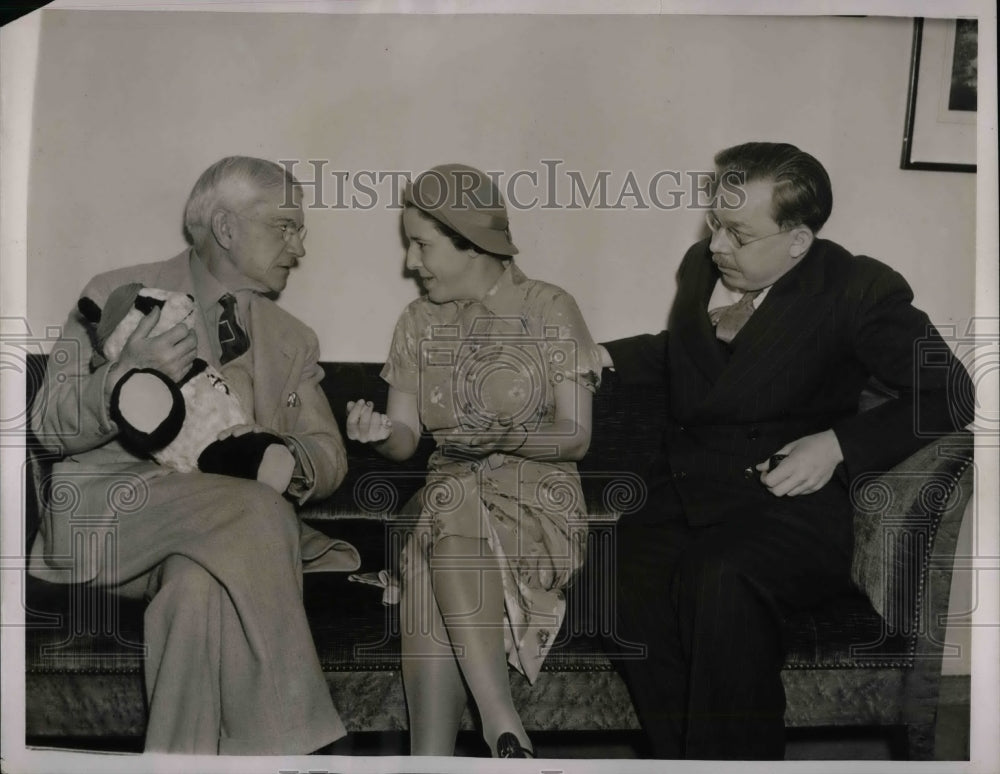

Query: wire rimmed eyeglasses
[705,211,787,250]
[230,210,307,243]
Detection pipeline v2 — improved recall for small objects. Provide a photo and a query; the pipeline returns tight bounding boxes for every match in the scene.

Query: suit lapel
[151,250,198,297]
[670,242,728,383]
[702,242,832,411]
[156,251,303,429]
[247,296,300,429]
[152,250,217,362]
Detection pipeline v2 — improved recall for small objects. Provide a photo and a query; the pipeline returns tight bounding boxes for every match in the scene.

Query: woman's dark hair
[713,142,833,232]
[405,202,500,256]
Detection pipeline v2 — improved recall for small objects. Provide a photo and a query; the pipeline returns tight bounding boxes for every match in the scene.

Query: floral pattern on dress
[382,261,602,682]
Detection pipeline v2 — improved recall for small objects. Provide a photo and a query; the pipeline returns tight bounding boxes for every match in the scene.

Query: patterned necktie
[218,292,250,364]
[709,289,762,344]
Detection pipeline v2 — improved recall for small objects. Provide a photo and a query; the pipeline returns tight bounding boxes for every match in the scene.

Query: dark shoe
[495,732,534,758]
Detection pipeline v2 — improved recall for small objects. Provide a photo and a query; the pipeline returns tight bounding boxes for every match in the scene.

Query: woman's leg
[431,535,531,755]
[399,530,468,755]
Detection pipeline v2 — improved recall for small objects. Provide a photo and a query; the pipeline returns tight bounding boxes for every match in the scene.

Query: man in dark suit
[601,142,973,759]
[31,157,359,753]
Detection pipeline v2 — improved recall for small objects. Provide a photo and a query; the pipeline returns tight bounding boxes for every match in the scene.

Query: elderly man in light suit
[30,156,358,754]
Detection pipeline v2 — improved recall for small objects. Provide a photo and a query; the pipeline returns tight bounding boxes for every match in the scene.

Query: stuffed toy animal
[78,283,295,493]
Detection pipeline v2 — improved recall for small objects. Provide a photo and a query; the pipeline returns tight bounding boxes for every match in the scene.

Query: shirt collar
[478,259,526,316]
[709,279,770,312]
[190,248,236,310]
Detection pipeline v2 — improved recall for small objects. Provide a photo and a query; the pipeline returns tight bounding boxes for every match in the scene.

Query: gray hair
[182,156,300,245]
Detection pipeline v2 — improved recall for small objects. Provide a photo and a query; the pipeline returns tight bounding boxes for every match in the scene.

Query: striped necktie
[218,292,250,364]
[709,289,762,344]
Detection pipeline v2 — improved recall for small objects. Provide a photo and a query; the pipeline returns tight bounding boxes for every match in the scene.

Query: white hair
[182,156,300,246]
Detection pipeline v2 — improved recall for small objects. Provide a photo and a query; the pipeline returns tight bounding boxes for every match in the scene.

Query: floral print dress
[381,261,602,681]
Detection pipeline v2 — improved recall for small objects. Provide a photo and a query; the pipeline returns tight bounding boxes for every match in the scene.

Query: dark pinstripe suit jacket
[604,237,973,532]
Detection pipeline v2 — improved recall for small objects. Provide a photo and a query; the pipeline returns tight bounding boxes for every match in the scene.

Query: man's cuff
[96,361,122,435]
[282,435,316,503]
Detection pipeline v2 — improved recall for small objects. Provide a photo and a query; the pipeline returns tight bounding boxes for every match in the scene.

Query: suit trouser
[613,476,853,760]
[85,472,345,754]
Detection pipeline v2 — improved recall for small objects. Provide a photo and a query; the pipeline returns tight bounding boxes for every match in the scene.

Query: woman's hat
[404,163,519,256]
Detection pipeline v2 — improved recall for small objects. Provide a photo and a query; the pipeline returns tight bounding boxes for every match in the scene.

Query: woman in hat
[345,164,602,758]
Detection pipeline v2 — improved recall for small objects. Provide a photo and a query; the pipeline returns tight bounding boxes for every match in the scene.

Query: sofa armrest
[850,430,974,628]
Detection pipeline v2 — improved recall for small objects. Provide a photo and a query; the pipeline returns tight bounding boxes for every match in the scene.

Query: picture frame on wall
[901,17,978,172]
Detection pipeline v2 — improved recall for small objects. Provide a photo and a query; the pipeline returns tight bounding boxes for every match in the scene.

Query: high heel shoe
[495,732,534,758]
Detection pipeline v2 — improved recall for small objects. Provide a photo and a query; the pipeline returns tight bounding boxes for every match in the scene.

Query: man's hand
[345,399,393,444]
[756,429,844,497]
[214,424,294,493]
[112,307,198,383]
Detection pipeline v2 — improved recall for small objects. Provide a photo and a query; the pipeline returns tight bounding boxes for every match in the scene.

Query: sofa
[22,356,974,759]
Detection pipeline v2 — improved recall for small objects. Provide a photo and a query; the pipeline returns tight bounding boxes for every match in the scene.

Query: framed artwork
[901,17,978,172]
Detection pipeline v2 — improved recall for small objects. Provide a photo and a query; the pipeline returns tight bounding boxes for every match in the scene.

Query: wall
[22,9,981,677]
[27,11,976,357]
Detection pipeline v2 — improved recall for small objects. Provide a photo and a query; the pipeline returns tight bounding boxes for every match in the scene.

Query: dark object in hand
[768,454,788,472]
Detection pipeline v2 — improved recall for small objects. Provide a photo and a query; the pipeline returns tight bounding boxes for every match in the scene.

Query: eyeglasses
[230,210,307,243]
[705,211,786,250]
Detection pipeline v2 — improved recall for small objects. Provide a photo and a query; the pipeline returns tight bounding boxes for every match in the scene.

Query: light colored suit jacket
[31,249,356,581]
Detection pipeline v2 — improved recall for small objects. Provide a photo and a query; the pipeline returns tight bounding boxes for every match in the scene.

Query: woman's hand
[465,413,529,456]
[345,399,394,444]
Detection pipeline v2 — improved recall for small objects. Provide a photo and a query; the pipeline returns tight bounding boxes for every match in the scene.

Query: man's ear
[789,226,815,259]
[211,209,234,249]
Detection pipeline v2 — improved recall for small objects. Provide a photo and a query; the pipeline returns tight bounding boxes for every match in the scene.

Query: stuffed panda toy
[79,283,296,493]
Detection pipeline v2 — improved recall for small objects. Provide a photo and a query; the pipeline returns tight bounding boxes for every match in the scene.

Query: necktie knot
[709,289,762,344]
[218,292,250,364]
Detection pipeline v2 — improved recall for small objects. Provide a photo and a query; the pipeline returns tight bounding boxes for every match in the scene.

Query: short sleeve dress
[381,261,602,682]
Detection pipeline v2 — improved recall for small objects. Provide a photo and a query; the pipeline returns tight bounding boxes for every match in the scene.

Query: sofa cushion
[26,357,968,747]
[783,592,914,669]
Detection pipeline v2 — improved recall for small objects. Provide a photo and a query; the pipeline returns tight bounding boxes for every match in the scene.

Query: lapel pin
[287,392,300,408]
